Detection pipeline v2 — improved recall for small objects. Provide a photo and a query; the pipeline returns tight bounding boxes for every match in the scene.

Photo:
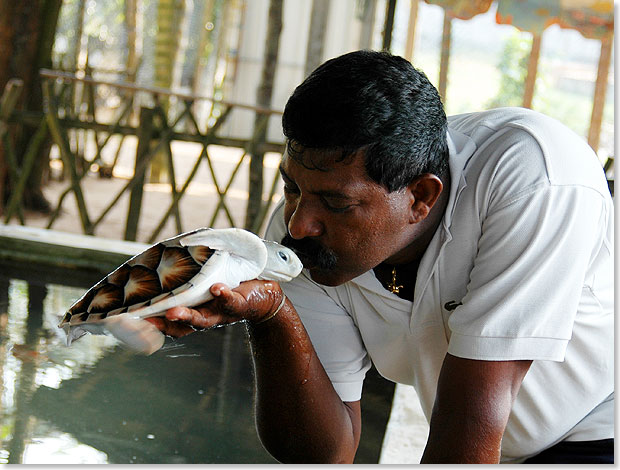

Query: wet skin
[279,148,446,288]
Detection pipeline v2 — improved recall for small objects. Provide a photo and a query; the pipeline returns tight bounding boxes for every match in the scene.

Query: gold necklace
[386,266,403,294]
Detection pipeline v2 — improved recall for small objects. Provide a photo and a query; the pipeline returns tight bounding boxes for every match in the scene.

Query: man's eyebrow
[279,165,355,200]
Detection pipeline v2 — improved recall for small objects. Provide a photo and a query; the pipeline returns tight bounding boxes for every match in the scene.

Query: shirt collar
[442,127,477,230]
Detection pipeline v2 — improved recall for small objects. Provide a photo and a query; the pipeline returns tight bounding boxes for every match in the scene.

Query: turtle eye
[278,251,289,262]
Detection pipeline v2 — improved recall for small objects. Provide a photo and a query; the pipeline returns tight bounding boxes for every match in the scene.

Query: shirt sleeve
[264,202,371,402]
[447,179,609,361]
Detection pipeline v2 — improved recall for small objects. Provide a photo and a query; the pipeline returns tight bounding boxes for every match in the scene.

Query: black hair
[282,50,449,192]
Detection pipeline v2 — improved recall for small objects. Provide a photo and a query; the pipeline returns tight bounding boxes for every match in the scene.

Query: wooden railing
[1,70,285,242]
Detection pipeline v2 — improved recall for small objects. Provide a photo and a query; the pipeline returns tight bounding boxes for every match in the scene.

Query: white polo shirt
[264,107,614,463]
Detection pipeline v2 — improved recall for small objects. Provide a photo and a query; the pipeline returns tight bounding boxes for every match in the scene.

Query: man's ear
[407,174,444,224]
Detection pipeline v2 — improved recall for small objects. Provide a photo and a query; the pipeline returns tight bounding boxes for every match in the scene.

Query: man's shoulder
[448,108,607,194]
[448,107,559,136]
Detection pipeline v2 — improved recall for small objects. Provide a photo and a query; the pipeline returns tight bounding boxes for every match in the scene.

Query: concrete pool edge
[0,224,148,273]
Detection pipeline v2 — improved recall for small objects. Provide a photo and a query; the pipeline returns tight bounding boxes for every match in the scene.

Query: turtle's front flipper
[103,315,165,355]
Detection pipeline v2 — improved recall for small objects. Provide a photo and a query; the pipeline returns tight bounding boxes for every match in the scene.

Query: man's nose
[287,202,324,239]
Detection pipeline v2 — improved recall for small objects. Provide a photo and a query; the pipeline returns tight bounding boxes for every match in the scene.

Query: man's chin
[306,268,348,287]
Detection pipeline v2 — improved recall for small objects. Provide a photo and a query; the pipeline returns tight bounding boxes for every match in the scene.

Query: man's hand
[145,280,284,337]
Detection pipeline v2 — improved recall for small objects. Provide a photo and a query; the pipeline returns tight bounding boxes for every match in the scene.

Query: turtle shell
[59,235,214,327]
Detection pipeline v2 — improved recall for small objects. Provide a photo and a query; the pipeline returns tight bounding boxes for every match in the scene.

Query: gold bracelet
[255,295,287,324]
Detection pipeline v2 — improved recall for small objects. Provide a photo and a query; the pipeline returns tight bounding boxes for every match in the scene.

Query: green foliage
[487,32,532,108]
[53,0,126,70]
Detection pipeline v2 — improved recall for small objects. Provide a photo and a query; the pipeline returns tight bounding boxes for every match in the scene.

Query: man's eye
[283,184,299,194]
[322,198,353,213]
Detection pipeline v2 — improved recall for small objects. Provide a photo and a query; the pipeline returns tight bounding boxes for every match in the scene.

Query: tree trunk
[150,0,185,183]
[587,35,613,153]
[125,0,140,82]
[191,0,217,95]
[304,0,329,78]
[72,0,86,71]
[358,0,377,50]
[438,11,451,105]
[522,33,542,109]
[382,0,397,51]
[404,0,419,62]
[0,0,62,214]
[245,0,283,232]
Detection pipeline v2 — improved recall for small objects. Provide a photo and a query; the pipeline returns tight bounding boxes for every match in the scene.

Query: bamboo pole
[404,0,419,62]
[0,79,23,217]
[245,0,283,232]
[124,107,155,241]
[587,35,613,153]
[43,80,93,234]
[358,0,377,50]
[522,33,542,109]
[39,69,283,116]
[438,12,452,104]
[382,0,397,51]
[4,119,48,223]
[1,133,25,223]
[305,0,330,77]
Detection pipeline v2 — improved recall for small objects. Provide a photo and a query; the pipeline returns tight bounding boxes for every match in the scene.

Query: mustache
[281,234,338,271]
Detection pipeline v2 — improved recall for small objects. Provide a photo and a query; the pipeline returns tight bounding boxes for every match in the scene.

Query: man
[148,51,614,463]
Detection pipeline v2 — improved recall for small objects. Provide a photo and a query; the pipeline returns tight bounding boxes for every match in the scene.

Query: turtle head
[259,240,303,282]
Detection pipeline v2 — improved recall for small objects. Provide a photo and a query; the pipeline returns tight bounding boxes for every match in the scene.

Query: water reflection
[0,262,393,464]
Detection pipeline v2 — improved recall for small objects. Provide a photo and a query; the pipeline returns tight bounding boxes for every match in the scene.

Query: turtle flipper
[62,316,164,355]
[103,315,165,355]
[62,323,91,346]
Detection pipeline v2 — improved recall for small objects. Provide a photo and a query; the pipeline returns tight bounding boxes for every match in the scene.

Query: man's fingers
[144,316,195,338]
[165,305,235,329]
[144,281,282,336]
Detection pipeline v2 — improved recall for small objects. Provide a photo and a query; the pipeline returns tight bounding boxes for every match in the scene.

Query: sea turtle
[58,227,303,355]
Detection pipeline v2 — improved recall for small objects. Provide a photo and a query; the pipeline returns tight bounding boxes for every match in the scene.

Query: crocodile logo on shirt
[444,301,463,311]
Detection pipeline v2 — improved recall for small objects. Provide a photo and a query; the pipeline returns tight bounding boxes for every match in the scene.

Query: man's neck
[390,169,452,266]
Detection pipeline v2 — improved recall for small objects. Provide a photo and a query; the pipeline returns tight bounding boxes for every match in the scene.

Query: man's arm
[248,298,361,463]
[421,353,532,463]
[147,281,361,464]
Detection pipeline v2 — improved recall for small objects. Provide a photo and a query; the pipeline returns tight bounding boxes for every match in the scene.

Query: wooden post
[0,79,23,217]
[43,80,93,234]
[382,0,397,51]
[358,0,377,50]
[305,0,330,77]
[587,35,612,153]
[522,33,542,109]
[0,79,24,136]
[4,119,48,223]
[245,0,283,232]
[438,12,452,104]
[404,0,419,62]
[125,106,155,241]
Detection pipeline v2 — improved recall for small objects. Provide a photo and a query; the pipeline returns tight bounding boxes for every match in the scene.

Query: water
[0,261,394,464]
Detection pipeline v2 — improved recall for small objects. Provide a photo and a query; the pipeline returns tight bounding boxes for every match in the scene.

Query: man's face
[279,149,417,286]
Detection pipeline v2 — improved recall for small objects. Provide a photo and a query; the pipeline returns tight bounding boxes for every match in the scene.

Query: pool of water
[0,261,394,464]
